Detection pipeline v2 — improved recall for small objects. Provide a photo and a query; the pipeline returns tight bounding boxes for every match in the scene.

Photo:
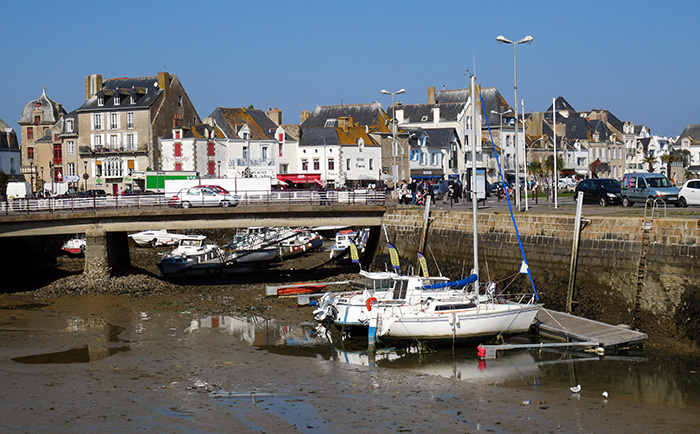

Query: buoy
[477,344,486,358]
[366,297,378,311]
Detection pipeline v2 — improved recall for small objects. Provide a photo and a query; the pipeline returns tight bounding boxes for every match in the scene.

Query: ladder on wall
[633,199,665,327]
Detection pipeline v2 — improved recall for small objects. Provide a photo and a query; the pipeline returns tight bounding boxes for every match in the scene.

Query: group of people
[395,179,464,205]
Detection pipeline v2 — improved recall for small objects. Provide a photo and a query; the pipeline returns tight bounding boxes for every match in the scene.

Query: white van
[6,182,33,199]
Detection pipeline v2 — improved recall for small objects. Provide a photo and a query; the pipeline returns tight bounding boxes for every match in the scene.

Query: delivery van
[6,182,33,199]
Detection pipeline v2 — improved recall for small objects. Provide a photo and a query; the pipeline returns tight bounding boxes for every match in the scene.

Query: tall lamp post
[83,160,88,192]
[29,157,34,194]
[497,34,533,211]
[49,161,54,196]
[490,109,513,170]
[381,88,405,195]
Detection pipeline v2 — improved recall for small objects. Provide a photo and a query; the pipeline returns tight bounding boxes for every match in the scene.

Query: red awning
[276,174,322,184]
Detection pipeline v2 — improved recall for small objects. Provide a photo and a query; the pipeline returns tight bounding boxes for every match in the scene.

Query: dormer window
[358,138,364,152]
[324,119,337,128]
[66,119,74,132]
[98,95,104,106]
[114,95,120,105]
[130,95,136,104]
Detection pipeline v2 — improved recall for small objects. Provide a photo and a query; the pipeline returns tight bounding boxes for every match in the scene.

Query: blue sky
[2,1,698,140]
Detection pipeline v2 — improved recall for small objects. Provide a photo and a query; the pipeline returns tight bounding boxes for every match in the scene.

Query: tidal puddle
[12,323,130,364]
[0,303,49,310]
[193,314,700,407]
[211,392,328,433]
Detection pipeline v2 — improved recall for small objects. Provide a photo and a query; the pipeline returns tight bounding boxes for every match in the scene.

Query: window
[178,95,183,107]
[127,113,134,128]
[66,119,74,132]
[114,95,120,105]
[34,115,41,126]
[126,134,136,150]
[208,142,215,156]
[66,140,75,156]
[93,134,103,148]
[130,95,136,105]
[93,113,103,130]
[109,134,119,149]
[279,142,284,157]
[175,162,182,171]
[302,159,308,170]
[53,143,62,164]
[242,146,248,161]
[98,95,104,106]
[175,142,182,157]
[313,159,320,170]
[346,159,351,170]
[208,161,215,176]
[27,147,34,159]
[328,159,334,170]
[95,161,102,177]
[110,113,119,129]
[67,163,75,176]
[27,128,33,140]
[369,159,374,170]
[262,146,269,161]
[324,119,337,128]
[175,131,181,139]
[103,159,123,177]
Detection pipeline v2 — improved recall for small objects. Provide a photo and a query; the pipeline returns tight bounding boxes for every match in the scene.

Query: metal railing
[0,189,387,216]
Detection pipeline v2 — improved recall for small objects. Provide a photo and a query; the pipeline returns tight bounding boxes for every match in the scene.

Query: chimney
[300,109,310,124]
[267,108,282,126]
[396,108,404,124]
[85,74,103,100]
[338,116,350,132]
[157,71,170,93]
[432,106,440,124]
[428,86,436,104]
[172,114,183,128]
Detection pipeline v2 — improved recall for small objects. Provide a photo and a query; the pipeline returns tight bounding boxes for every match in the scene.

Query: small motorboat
[128,229,187,247]
[62,235,86,255]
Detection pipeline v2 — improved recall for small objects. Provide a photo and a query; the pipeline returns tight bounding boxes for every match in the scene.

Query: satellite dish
[154,82,159,88]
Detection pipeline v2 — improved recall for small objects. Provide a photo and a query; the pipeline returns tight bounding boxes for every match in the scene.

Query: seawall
[374,209,700,346]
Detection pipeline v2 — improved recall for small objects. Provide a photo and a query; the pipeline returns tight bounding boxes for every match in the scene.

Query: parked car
[678,179,700,207]
[574,178,622,206]
[490,181,511,197]
[621,172,680,207]
[169,186,239,208]
[197,184,230,194]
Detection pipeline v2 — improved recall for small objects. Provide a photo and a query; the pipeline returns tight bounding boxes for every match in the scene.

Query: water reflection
[194,314,700,407]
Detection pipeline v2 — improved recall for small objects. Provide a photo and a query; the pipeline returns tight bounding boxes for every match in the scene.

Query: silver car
[170,186,239,208]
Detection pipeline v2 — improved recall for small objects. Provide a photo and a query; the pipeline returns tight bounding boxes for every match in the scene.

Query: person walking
[408,179,417,204]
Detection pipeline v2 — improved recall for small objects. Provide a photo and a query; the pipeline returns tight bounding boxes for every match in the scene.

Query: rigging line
[479,92,539,301]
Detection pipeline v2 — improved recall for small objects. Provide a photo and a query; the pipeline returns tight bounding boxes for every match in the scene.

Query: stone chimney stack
[428,86,436,105]
[267,108,282,126]
[157,71,170,94]
[300,110,310,124]
[172,114,183,128]
[85,74,103,100]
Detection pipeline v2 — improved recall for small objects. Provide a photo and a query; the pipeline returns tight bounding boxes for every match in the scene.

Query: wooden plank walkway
[535,308,648,348]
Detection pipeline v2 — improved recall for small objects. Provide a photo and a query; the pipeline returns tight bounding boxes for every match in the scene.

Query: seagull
[602,391,609,399]
[570,384,581,393]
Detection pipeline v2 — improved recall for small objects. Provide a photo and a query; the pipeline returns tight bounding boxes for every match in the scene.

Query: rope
[479,93,539,301]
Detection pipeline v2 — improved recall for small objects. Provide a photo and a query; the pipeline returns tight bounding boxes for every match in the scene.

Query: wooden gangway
[534,308,648,348]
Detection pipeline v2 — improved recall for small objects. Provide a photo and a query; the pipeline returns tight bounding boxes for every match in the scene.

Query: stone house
[0,118,21,182]
[17,87,66,189]
[73,72,199,195]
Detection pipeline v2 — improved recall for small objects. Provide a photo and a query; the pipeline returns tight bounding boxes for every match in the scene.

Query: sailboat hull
[376,303,540,344]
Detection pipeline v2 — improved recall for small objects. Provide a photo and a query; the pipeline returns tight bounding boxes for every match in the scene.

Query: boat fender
[366,297,378,311]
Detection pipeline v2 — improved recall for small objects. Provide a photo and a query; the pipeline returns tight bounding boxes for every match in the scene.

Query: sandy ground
[1,249,699,433]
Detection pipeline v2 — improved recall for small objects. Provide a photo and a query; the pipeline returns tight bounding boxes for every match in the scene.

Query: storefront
[276,173,325,188]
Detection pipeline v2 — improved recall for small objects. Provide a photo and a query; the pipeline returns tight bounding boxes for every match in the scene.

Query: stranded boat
[128,229,186,247]
[329,228,369,259]
[61,235,86,256]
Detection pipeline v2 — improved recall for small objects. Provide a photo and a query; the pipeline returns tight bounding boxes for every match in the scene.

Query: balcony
[79,145,147,154]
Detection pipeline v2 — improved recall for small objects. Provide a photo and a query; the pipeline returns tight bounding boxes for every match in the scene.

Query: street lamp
[497,34,533,211]
[40,167,44,194]
[490,109,513,170]
[381,88,405,196]
[29,157,34,194]
[83,160,88,192]
[217,160,221,178]
[49,161,54,196]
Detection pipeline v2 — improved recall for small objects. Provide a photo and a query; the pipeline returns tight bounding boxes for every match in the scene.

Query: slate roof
[545,96,577,113]
[388,102,465,124]
[76,76,163,112]
[281,125,300,141]
[300,125,379,148]
[435,89,469,103]
[209,107,279,140]
[407,127,458,147]
[429,86,513,128]
[18,87,66,125]
[589,119,613,140]
[35,118,63,143]
[590,109,624,133]
[165,123,224,140]
[0,118,19,149]
[677,124,700,144]
[636,137,652,153]
[300,103,389,132]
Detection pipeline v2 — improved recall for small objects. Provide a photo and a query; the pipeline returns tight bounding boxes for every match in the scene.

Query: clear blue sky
[2,0,698,141]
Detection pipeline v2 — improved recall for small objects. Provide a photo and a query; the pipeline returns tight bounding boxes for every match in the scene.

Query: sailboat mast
[470,74,479,293]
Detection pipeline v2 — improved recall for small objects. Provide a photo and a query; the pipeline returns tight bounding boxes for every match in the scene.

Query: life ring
[366,297,378,311]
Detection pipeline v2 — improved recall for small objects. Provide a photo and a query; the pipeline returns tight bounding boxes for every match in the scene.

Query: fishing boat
[278,229,324,259]
[61,235,86,255]
[329,228,369,259]
[128,229,186,247]
[157,235,222,276]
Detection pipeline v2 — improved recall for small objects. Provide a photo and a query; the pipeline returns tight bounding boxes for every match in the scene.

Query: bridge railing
[0,189,386,216]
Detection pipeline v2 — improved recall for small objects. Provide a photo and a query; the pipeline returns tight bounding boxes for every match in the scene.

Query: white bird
[570,384,581,393]
[602,391,609,398]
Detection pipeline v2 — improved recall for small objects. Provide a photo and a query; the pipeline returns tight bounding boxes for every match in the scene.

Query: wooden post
[566,192,584,313]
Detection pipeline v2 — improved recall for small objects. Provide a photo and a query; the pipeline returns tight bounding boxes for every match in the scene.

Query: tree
[660,153,676,177]
[642,152,657,172]
[542,154,565,179]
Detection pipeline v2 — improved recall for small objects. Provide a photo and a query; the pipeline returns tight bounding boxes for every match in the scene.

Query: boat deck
[534,308,648,348]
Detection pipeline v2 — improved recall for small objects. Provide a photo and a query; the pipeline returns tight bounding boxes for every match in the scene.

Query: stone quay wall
[375,209,700,342]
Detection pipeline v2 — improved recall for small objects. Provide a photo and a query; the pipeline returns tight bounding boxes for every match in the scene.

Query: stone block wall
[376,209,700,339]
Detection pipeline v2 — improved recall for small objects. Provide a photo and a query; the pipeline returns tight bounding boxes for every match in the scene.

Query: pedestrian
[440,180,449,204]
[409,179,417,204]
[400,180,409,205]
[453,181,461,204]
[447,183,455,207]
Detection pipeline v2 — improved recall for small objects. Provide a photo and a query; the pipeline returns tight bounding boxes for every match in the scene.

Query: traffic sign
[82,173,89,180]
